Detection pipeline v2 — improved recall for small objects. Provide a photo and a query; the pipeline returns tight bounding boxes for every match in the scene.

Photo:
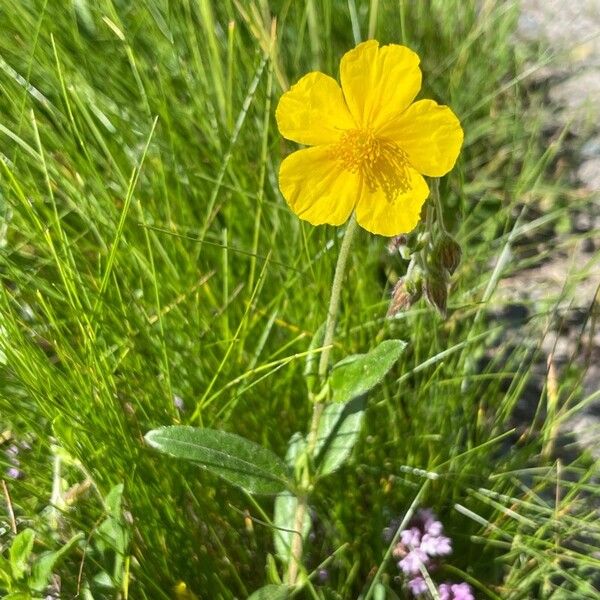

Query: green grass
[1,0,599,598]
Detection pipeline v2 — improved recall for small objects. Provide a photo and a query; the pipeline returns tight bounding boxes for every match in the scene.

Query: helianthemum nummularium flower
[276,40,463,236]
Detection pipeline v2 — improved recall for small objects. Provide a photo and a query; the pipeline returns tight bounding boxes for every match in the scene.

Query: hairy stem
[287,214,359,586]
[317,213,359,382]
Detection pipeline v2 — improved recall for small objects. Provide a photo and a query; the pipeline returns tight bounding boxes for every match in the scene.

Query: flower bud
[387,276,422,317]
[387,279,411,316]
[435,233,462,275]
[424,273,448,318]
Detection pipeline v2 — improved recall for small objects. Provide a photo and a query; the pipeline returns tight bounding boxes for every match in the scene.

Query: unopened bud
[437,234,462,275]
[387,279,411,317]
[424,275,448,318]
[387,276,422,317]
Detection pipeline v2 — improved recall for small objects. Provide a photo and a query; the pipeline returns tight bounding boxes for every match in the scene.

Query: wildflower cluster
[386,509,474,599]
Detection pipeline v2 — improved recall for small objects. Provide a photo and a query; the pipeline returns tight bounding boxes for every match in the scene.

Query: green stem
[317,213,359,382]
[287,214,359,586]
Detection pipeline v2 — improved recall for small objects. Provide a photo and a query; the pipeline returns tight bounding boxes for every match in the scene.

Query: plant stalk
[287,214,359,586]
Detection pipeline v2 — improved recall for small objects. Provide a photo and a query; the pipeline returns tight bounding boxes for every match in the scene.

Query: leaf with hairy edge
[273,491,311,563]
[247,584,290,599]
[145,427,291,495]
[315,396,365,476]
[329,339,406,403]
[274,432,310,561]
[283,431,306,470]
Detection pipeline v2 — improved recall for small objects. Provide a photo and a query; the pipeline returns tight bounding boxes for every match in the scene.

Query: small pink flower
[420,533,452,556]
[399,548,428,575]
[439,582,475,600]
[6,467,22,479]
[401,527,422,547]
[407,576,428,596]
[425,519,443,536]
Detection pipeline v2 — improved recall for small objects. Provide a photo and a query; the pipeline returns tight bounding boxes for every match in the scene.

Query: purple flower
[6,444,19,459]
[173,394,185,411]
[386,507,466,598]
[6,467,22,479]
[425,519,443,537]
[400,527,422,547]
[398,548,428,575]
[389,508,453,573]
[439,582,475,600]
[407,576,428,596]
[420,532,452,556]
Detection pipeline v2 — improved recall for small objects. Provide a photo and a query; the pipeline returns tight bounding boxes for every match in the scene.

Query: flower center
[332,128,412,201]
[335,128,381,172]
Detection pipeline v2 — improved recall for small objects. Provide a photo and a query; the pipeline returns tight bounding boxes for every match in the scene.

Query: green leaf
[104,483,124,518]
[93,570,114,588]
[273,432,310,565]
[265,553,282,585]
[52,414,77,449]
[373,582,385,600]
[315,396,365,476]
[94,483,128,588]
[96,485,128,584]
[9,529,35,581]
[283,432,306,470]
[96,484,128,553]
[329,339,406,403]
[3,592,31,600]
[145,426,291,495]
[247,584,290,600]
[30,532,83,591]
[0,553,12,585]
[273,491,311,563]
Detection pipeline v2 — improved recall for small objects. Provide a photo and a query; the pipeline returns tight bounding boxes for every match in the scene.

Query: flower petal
[355,168,429,236]
[279,146,359,226]
[379,99,463,177]
[340,40,422,131]
[276,72,356,146]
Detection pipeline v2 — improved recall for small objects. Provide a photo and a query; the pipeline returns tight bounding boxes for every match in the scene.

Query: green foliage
[273,434,311,564]
[329,339,407,403]
[315,396,365,477]
[30,533,83,593]
[0,528,82,598]
[248,584,290,599]
[8,529,35,582]
[0,0,598,598]
[145,426,292,494]
[94,484,129,590]
[273,491,311,565]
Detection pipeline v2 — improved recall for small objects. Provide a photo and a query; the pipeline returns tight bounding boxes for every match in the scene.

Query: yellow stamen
[332,128,412,200]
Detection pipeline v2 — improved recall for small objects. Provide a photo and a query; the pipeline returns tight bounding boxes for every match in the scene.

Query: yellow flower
[276,40,464,236]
